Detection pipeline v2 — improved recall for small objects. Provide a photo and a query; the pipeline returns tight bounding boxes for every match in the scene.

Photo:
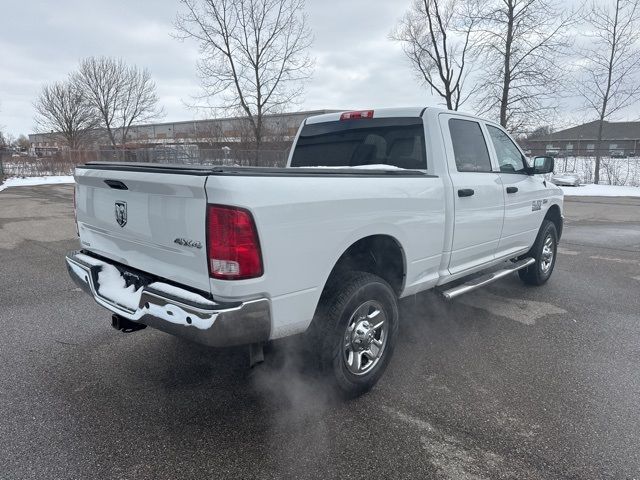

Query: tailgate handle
[104,179,128,190]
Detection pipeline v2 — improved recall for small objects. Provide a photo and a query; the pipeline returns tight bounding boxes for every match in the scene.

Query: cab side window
[487,125,527,173]
[448,119,492,172]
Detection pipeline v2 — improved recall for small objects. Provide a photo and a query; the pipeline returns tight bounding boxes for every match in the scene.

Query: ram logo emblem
[532,200,543,212]
[115,201,127,227]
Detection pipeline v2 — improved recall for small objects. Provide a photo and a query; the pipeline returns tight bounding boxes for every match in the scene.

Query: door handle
[104,179,128,190]
[458,188,475,197]
[506,187,518,194]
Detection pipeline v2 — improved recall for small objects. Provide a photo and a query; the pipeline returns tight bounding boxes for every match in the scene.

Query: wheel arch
[544,203,563,240]
[321,234,407,299]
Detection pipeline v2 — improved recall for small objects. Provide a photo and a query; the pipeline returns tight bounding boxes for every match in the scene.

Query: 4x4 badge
[115,201,127,227]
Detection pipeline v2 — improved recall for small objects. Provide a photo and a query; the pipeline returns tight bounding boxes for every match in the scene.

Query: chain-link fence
[0,147,289,179]
[552,156,640,186]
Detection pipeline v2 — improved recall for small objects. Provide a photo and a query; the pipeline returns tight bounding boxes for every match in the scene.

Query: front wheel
[309,271,399,398]
[519,219,558,286]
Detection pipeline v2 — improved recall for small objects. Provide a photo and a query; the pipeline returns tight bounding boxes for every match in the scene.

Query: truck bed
[81,161,430,177]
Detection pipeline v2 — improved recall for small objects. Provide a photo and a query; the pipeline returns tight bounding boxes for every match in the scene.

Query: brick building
[524,120,640,158]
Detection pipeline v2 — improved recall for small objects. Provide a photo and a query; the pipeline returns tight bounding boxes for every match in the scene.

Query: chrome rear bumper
[65,251,271,347]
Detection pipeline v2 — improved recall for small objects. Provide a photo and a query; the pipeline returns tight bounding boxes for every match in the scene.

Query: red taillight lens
[206,205,263,280]
[340,110,374,121]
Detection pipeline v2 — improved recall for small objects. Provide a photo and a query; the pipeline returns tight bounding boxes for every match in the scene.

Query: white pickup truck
[66,107,563,397]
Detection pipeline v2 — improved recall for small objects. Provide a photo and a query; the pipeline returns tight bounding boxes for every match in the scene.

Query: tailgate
[75,166,211,293]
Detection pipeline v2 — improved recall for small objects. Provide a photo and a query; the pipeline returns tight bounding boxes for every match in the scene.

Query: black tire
[308,271,399,398]
[518,219,558,286]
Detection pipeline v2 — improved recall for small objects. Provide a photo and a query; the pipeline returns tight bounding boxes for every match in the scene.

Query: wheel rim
[540,234,555,273]
[343,300,388,376]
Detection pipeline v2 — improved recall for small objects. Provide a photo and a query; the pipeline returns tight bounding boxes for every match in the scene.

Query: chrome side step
[441,257,536,301]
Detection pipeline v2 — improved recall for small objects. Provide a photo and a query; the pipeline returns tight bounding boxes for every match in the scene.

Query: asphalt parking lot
[1,184,639,480]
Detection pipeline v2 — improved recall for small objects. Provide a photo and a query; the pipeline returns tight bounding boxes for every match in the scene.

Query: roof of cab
[305,107,428,125]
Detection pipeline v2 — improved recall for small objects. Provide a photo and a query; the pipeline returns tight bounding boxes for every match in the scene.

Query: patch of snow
[148,281,217,306]
[351,164,407,170]
[74,254,218,329]
[0,175,74,192]
[144,302,217,330]
[75,253,106,267]
[97,264,143,311]
[560,184,640,197]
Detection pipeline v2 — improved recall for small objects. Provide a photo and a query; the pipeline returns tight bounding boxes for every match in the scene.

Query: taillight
[206,205,263,280]
[340,110,374,120]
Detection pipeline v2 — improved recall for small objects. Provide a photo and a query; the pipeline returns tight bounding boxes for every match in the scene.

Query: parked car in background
[550,173,581,187]
[610,150,626,158]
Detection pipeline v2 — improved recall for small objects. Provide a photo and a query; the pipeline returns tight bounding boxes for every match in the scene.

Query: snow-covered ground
[0,176,75,192]
[559,184,640,198]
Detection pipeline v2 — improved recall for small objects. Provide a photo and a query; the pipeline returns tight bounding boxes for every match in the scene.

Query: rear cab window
[290,118,427,170]
[448,118,492,173]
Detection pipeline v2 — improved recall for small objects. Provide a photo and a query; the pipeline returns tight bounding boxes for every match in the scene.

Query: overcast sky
[0,0,440,136]
[0,0,635,137]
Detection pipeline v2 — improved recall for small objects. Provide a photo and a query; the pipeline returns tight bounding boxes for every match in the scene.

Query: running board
[441,258,536,301]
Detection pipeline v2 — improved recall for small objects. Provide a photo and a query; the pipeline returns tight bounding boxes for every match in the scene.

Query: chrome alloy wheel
[343,300,388,376]
[540,234,555,273]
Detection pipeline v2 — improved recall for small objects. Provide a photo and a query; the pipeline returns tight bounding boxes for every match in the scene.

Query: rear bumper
[65,251,271,347]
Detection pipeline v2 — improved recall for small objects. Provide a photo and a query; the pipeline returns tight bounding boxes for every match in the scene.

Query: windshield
[290,117,427,169]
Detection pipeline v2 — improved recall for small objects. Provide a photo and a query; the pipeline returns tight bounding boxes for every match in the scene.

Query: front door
[484,124,547,257]
[440,115,505,274]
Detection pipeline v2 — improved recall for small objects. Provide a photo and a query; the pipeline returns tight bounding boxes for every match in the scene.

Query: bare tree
[75,57,163,149]
[34,80,99,149]
[195,119,230,147]
[175,0,313,151]
[0,102,6,150]
[392,0,479,110]
[577,0,640,184]
[4,133,16,149]
[474,0,576,133]
[15,135,30,152]
[526,125,554,139]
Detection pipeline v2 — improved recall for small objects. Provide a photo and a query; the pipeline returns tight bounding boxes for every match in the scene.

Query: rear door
[484,124,547,257]
[440,115,505,274]
[75,166,211,292]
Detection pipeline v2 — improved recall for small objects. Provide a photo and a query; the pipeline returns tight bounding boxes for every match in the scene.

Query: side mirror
[531,156,554,175]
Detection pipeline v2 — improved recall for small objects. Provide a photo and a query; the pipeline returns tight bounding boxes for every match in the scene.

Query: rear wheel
[309,271,399,398]
[519,219,558,286]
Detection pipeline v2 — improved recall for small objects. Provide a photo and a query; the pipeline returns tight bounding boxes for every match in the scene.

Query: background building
[28,109,339,155]
[525,121,640,158]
